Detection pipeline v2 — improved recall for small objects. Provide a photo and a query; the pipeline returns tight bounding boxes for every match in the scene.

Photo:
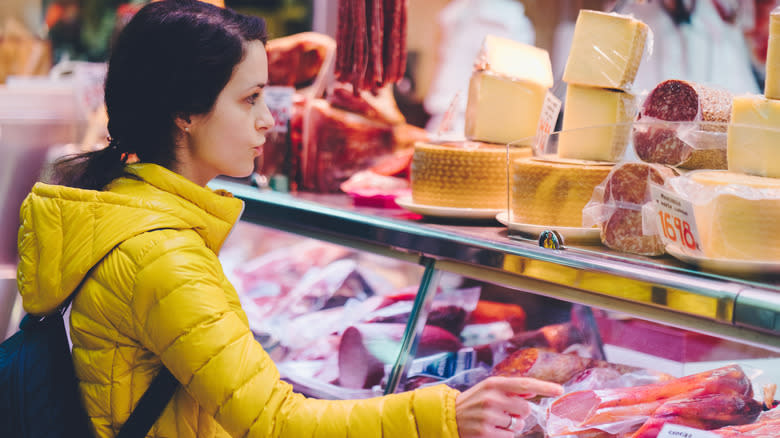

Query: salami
[633,79,732,169]
[598,162,677,256]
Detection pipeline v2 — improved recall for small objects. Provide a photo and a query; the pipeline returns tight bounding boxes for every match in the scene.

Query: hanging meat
[335,0,408,94]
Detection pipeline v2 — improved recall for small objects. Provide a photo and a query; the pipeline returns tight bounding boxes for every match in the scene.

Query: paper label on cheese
[657,424,719,438]
[265,86,295,134]
[649,184,703,255]
[534,91,562,155]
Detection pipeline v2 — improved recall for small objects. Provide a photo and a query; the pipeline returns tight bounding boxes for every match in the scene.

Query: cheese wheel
[562,10,649,90]
[687,171,780,261]
[411,142,533,209]
[559,85,636,162]
[511,157,613,227]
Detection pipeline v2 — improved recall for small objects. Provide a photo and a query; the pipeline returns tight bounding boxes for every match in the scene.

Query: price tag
[649,184,703,254]
[657,423,719,438]
[534,90,561,155]
[264,86,295,134]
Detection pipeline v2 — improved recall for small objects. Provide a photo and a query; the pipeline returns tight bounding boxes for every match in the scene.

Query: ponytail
[52,140,131,190]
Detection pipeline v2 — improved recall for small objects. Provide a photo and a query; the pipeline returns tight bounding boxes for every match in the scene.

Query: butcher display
[633,79,732,169]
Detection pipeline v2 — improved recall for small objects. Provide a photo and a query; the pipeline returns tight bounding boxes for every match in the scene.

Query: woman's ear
[174,113,192,133]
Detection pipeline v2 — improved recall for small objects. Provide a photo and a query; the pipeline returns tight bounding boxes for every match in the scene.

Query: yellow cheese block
[687,170,780,261]
[562,10,649,90]
[411,141,533,209]
[475,35,554,88]
[511,157,613,227]
[765,7,780,99]
[558,85,637,161]
[465,71,547,145]
[727,94,780,178]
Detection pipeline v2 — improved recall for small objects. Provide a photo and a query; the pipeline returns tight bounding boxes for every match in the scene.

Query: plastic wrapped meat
[491,348,637,385]
[338,323,462,389]
[301,99,395,192]
[266,32,335,89]
[630,393,761,438]
[547,365,754,436]
[633,79,732,169]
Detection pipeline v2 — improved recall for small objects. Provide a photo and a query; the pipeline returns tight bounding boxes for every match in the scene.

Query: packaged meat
[630,393,761,438]
[338,323,462,389]
[491,348,637,385]
[301,99,395,192]
[547,364,754,436]
[583,162,678,256]
[633,80,732,169]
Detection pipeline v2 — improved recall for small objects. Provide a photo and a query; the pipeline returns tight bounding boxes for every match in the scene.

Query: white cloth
[424,0,535,135]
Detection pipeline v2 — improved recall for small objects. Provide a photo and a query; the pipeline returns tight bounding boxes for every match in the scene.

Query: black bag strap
[115,366,178,438]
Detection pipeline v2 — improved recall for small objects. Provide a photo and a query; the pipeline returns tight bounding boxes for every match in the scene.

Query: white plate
[665,245,780,276]
[395,196,503,219]
[496,212,601,243]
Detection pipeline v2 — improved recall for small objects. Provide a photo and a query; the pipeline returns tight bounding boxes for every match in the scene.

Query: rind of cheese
[727,94,780,178]
[511,157,613,227]
[476,35,554,88]
[411,142,533,209]
[562,10,649,90]
[559,85,636,161]
[465,72,547,145]
[765,8,780,99]
[688,171,780,261]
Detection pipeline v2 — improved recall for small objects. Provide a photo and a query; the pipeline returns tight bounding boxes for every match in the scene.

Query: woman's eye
[246,93,260,105]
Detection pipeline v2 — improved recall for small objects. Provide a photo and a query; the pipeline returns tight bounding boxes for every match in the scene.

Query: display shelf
[211,180,780,353]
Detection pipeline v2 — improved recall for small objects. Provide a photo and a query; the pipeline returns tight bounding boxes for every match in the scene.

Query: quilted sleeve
[131,233,461,438]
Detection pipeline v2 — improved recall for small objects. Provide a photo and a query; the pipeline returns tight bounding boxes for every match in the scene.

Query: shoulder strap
[115,367,178,438]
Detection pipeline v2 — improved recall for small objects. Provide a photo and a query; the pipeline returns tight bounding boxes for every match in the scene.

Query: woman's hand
[455,376,563,438]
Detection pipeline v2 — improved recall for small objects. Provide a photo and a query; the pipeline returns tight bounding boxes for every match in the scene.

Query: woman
[17,1,562,437]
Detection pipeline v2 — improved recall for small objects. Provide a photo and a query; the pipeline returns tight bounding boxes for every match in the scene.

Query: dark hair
[55,0,267,190]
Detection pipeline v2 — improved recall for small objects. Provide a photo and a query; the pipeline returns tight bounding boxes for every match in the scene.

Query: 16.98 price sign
[649,185,702,254]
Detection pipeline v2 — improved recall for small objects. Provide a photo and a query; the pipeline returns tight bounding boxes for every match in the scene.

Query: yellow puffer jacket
[17,163,460,438]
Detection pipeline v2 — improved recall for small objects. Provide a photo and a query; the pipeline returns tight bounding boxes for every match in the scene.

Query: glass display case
[211,179,780,408]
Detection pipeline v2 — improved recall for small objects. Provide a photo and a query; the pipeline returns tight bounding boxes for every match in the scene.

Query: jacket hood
[17,163,244,315]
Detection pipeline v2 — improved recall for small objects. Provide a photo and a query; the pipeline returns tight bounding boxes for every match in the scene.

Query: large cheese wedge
[764,7,780,99]
[687,171,780,261]
[465,72,547,145]
[562,10,649,90]
[411,141,533,209]
[475,35,554,88]
[511,157,613,227]
[558,85,636,161]
[727,94,780,178]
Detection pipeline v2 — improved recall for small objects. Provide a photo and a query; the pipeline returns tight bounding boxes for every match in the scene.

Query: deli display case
[211,179,780,403]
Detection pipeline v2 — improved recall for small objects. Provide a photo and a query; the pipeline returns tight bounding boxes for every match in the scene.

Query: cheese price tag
[657,423,719,438]
[264,86,295,134]
[649,184,703,255]
[534,90,561,155]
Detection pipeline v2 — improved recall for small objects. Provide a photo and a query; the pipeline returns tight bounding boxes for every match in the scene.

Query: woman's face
[178,40,274,185]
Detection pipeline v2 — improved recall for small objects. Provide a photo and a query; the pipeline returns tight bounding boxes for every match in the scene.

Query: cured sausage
[633,79,732,169]
[599,162,678,256]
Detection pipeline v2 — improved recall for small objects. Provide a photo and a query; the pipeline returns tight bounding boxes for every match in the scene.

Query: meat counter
[211,179,780,432]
